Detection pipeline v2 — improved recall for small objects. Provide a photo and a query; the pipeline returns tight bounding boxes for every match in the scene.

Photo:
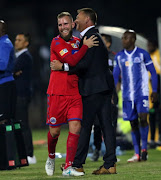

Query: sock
[65,132,80,169]
[47,131,59,159]
[140,125,149,151]
[131,129,140,155]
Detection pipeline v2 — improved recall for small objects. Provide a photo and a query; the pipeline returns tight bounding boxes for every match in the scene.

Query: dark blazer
[69,27,115,96]
[14,51,33,97]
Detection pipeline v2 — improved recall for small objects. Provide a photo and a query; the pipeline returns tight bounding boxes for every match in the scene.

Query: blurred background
[1,0,161,129]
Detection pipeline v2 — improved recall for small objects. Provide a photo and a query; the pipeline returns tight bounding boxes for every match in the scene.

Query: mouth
[61,29,69,35]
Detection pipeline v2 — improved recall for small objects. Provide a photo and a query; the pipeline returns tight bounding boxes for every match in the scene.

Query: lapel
[79,27,98,48]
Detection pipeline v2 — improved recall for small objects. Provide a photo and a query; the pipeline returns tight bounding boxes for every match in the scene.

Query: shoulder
[0,36,13,49]
[136,47,148,54]
[51,36,62,46]
[20,51,32,61]
[73,36,80,42]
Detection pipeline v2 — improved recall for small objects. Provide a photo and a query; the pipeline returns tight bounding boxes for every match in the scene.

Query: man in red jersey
[45,12,98,176]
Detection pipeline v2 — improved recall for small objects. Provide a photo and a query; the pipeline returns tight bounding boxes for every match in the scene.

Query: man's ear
[25,41,29,48]
[72,22,75,29]
[86,16,90,24]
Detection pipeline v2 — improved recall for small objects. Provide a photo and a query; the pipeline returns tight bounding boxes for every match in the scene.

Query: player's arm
[146,63,158,102]
[0,43,12,72]
[52,35,98,67]
[145,52,158,102]
[113,55,121,86]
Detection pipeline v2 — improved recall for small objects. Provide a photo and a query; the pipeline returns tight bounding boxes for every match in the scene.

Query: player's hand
[151,92,158,103]
[83,35,99,48]
[50,60,63,71]
[14,70,22,76]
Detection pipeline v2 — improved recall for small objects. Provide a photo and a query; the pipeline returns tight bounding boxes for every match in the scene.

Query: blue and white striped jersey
[114,46,153,101]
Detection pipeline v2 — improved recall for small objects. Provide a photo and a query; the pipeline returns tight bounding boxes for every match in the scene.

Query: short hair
[57,12,73,22]
[101,34,112,44]
[124,29,136,40]
[0,20,7,34]
[77,8,97,25]
[18,33,31,46]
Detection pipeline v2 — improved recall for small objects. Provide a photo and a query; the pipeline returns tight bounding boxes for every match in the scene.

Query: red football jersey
[47,35,88,95]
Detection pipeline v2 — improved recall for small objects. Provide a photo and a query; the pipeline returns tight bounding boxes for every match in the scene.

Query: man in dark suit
[14,33,36,164]
[51,8,117,176]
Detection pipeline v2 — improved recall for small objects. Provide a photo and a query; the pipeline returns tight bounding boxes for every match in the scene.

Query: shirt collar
[15,48,28,58]
[0,34,8,40]
[80,25,95,38]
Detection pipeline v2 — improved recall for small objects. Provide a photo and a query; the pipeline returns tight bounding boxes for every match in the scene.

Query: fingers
[84,36,87,41]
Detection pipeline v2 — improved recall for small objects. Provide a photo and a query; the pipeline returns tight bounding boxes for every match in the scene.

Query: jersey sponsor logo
[59,48,68,56]
[71,43,78,48]
[125,61,129,66]
[125,61,133,66]
[134,57,141,63]
[72,50,78,54]
[50,117,57,124]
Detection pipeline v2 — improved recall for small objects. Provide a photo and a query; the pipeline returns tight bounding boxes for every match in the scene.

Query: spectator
[147,39,161,147]
[14,33,36,164]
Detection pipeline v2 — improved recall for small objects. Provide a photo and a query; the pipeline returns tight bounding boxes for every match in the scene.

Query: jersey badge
[134,57,141,63]
[71,43,78,48]
[76,40,80,46]
[60,48,68,56]
[50,117,57,124]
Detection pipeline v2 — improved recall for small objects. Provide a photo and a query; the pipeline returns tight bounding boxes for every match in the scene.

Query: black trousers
[73,92,117,169]
[93,89,118,151]
[0,81,16,122]
[15,96,33,157]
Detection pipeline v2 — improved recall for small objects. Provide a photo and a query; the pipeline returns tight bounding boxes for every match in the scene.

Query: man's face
[58,16,74,41]
[122,33,134,49]
[15,34,28,51]
[75,11,87,32]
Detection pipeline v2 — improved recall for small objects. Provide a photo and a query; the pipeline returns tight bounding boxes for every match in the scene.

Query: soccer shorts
[46,94,83,127]
[123,96,149,121]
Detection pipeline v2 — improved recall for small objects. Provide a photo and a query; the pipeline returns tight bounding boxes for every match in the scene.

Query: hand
[14,70,22,76]
[151,92,158,103]
[83,35,99,48]
[50,60,63,71]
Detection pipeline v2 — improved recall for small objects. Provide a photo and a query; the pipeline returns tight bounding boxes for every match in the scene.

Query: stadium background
[1,0,161,128]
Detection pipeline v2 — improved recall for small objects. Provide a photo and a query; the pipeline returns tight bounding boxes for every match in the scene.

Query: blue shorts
[123,96,149,121]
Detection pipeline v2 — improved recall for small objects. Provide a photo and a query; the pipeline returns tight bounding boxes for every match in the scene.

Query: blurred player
[113,30,158,162]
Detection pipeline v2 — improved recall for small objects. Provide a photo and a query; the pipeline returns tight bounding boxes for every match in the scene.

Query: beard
[60,29,73,41]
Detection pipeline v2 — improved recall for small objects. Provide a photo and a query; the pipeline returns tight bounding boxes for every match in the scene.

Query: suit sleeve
[68,34,99,74]
[51,39,88,66]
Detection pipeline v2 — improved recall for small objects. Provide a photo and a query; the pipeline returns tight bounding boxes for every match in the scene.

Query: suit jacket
[14,51,33,97]
[69,27,115,96]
